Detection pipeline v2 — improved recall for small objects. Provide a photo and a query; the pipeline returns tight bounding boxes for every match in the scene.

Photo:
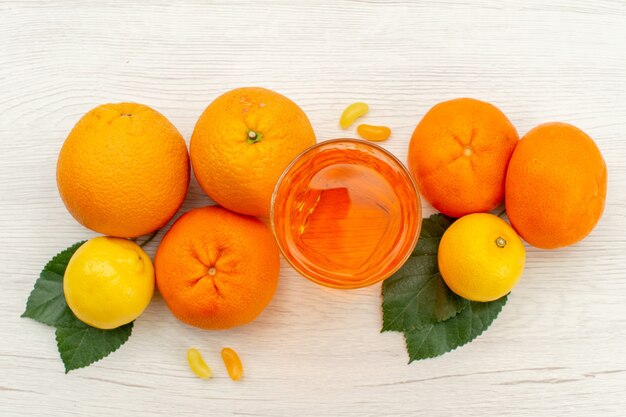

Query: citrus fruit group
[408,98,519,218]
[57,103,189,238]
[190,87,316,217]
[64,237,155,329]
[155,206,280,329]
[505,122,607,249]
[438,213,526,302]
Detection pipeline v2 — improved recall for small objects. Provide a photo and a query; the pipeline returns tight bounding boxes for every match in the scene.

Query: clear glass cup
[271,139,421,289]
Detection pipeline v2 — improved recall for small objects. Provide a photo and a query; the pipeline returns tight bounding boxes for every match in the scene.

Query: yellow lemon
[63,237,155,329]
[438,213,526,302]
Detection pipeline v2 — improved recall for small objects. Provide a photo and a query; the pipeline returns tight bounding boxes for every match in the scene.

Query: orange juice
[271,139,421,289]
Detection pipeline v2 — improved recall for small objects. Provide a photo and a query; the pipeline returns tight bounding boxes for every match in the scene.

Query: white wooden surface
[1,1,626,416]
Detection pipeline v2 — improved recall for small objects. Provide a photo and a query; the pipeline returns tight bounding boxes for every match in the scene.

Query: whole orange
[154,206,280,330]
[57,103,189,238]
[505,122,607,249]
[408,98,519,218]
[190,87,316,217]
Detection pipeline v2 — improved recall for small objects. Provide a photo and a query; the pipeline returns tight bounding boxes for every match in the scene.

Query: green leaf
[382,266,468,331]
[22,241,85,326]
[404,296,508,362]
[382,214,467,331]
[56,322,133,373]
[417,213,455,239]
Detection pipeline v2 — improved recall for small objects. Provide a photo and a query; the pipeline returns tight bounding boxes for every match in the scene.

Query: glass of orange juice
[271,139,421,289]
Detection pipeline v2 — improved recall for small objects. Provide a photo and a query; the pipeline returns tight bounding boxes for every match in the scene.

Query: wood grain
[1,1,625,416]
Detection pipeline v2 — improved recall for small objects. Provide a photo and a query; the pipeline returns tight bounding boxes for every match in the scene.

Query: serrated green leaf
[404,296,508,362]
[22,241,85,326]
[410,214,453,258]
[382,214,466,331]
[382,265,467,331]
[56,322,133,373]
[418,214,455,239]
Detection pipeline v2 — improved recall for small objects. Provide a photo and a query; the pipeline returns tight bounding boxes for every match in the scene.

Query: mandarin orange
[505,122,607,249]
[155,206,280,329]
[408,98,519,218]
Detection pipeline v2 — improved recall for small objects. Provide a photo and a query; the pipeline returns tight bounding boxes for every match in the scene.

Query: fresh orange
[57,103,189,238]
[408,98,519,218]
[190,87,316,217]
[505,122,607,249]
[154,206,280,330]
